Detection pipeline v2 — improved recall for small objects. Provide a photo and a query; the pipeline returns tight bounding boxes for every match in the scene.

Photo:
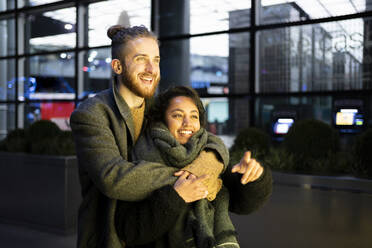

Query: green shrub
[229,127,270,165]
[2,129,28,153]
[27,119,61,141]
[282,119,340,172]
[263,147,296,172]
[0,120,75,156]
[353,129,372,178]
[283,119,339,158]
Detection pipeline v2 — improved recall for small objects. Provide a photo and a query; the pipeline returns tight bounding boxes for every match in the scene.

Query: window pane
[157,0,251,37]
[18,101,74,130]
[260,0,372,24]
[191,34,230,95]
[159,34,235,93]
[257,18,371,93]
[26,7,76,53]
[191,0,251,34]
[20,53,75,100]
[88,0,151,47]
[78,48,112,99]
[0,18,15,56]
[202,97,231,134]
[0,104,15,140]
[229,33,250,94]
[255,96,333,138]
[0,59,15,101]
[0,0,15,11]
[18,0,61,8]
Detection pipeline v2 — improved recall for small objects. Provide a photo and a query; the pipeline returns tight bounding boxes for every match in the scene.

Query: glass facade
[0,59,15,101]
[88,0,151,47]
[27,7,76,53]
[0,17,15,56]
[0,0,372,147]
[260,0,372,24]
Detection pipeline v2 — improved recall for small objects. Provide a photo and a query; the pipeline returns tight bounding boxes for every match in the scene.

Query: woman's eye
[191,115,199,119]
[172,114,182,118]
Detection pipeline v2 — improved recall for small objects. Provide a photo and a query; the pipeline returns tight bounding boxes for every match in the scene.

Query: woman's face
[165,96,201,144]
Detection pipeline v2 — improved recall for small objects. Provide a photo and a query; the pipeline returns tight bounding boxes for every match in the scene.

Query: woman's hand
[173,171,209,203]
[231,151,263,184]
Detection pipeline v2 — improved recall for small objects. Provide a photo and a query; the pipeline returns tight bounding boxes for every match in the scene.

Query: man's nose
[145,61,155,73]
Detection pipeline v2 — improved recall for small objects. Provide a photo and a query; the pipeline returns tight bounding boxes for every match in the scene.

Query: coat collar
[112,76,152,144]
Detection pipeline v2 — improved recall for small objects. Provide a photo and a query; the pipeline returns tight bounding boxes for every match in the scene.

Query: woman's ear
[111,59,122,75]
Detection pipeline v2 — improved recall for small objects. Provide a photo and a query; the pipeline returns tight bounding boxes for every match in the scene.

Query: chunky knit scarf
[132,122,239,248]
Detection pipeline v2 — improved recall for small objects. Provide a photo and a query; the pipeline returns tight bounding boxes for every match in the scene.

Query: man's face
[120,37,160,99]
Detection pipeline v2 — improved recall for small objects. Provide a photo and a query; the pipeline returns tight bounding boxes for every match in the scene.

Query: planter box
[0,152,81,235]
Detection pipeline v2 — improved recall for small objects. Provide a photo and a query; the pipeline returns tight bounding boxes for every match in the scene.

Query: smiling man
[70,25,163,248]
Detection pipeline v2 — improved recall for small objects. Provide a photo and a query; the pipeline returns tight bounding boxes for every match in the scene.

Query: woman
[115,86,272,248]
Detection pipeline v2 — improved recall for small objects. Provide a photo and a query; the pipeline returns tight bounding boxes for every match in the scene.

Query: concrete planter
[231,171,372,248]
[0,152,81,235]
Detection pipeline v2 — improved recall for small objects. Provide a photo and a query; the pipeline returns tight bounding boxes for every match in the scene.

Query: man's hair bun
[107,25,126,40]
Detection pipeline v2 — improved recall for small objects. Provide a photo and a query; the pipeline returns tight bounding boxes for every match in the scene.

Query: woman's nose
[183,117,190,126]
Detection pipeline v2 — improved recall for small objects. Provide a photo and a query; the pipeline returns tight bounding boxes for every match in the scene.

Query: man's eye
[136,57,146,62]
[154,58,160,64]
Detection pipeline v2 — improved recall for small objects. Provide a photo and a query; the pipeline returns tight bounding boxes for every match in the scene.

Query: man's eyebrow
[133,54,148,58]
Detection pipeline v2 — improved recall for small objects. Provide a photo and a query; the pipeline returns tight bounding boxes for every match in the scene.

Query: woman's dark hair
[107,25,158,60]
[149,86,207,128]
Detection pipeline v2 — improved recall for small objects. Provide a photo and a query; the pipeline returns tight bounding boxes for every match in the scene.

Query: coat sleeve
[70,104,179,201]
[115,185,188,245]
[222,164,273,215]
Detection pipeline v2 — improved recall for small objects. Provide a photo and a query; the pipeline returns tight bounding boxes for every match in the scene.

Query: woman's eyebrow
[170,108,184,113]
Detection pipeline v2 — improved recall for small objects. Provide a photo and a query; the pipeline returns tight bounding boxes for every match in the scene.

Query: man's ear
[111,59,122,75]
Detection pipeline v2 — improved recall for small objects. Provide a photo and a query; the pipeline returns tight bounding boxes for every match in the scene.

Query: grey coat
[70,86,183,248]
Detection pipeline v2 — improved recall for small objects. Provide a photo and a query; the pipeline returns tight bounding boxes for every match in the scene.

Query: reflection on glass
[257,18,370,93]
[0,104,15,140]
[0,59,15,101]
[0,18,15,57]
[79,48,112,99]
[88,0,151,47]
[190,34,229,95]
[21,101,74,130]
[228,33,250,94]
[0,0,15,11]
[255,96,333,137]
[190,0,250,34]
[202,97,230,135]
[27,7,76,53]
[260,0,370,24]
[18,0,61,8]
[22,53,75,100]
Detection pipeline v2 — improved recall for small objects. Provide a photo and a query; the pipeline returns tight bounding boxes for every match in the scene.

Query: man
[70,25,270,248]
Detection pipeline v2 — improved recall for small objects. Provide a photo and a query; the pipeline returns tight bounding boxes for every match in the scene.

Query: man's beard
[120,69,160,99]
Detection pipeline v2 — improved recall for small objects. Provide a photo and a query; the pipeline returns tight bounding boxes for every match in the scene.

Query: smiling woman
[113,85,272,248]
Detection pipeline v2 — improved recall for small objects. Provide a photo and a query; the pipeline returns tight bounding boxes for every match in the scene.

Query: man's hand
[231,151,263,184]
[173,171,209,203]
